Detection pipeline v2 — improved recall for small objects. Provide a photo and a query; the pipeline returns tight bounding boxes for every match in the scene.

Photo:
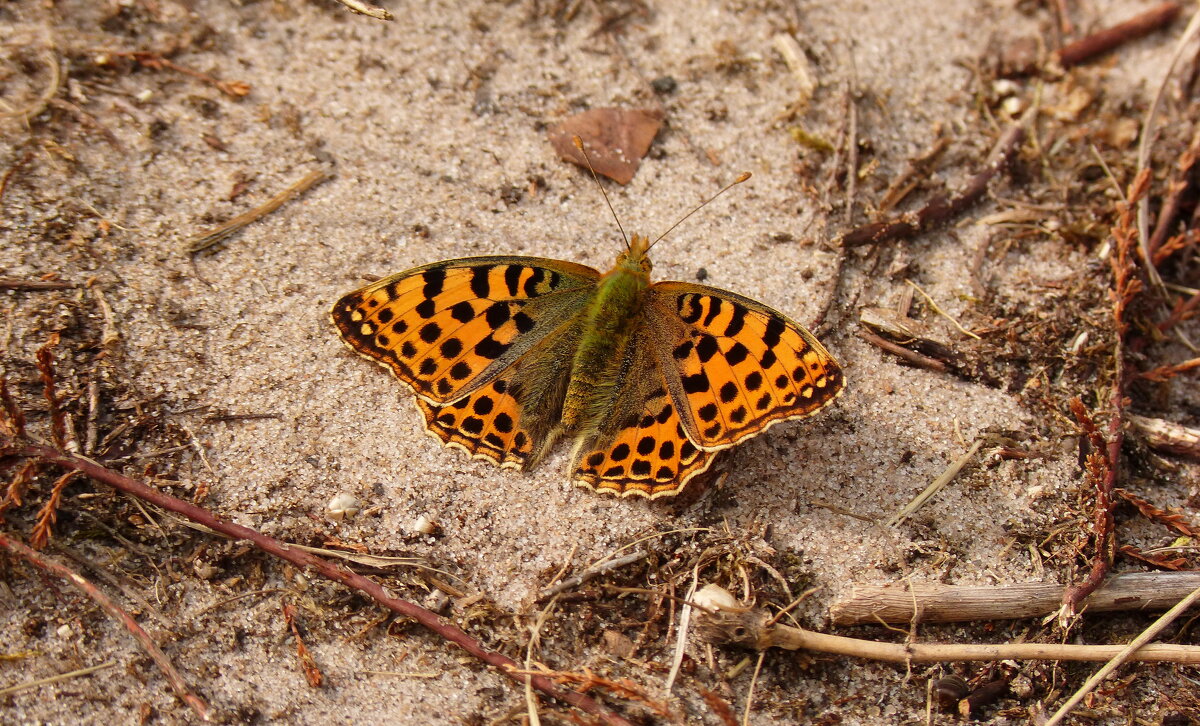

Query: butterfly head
[616,233,654,277]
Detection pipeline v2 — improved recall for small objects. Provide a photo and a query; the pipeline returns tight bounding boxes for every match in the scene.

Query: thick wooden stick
[829,572,1200,626]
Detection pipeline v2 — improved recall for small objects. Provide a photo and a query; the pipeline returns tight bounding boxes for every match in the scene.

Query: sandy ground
[2,0,1199,723]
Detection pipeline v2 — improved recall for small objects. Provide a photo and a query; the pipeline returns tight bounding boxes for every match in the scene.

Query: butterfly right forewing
[645,281,844,451]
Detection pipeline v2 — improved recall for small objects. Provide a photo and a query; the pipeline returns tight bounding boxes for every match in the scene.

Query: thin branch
[697,607,1200,664]
[537,549,648,601]
[1136,5,1200,292]
[1054,2,1182,68]
[5,442,634,726]
[0,661,115,698]
[0,533,211,720]
[0,278,80,291]
[857,329,947,373]
[331,0,394,21]
[185,168,330,253]
[838,114,1028,248]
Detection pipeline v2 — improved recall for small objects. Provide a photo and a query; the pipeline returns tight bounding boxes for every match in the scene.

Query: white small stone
[327,492,360,520]
[410,514,440,536]
[693,584,742,612]
[56,623,73,638]
[1069,331,1089,355]
[135,88,154,103]
[1001,95,1027,116]
[992,79,1020,98]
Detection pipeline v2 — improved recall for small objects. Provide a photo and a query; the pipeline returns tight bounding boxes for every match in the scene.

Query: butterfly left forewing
[331,256,599,404]
[646,281,844,450]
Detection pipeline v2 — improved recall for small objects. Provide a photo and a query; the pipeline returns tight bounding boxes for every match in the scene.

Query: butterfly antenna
[648,171,752,250]
[572,136,630,250]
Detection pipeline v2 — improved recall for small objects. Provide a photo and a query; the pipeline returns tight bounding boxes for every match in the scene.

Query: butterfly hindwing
[646,282,844,450]
[414,377,533,467]
[331,257,599,404]
[572,330,715,497]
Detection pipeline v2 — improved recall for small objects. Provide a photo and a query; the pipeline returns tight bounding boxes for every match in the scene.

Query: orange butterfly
[331,225,843,498]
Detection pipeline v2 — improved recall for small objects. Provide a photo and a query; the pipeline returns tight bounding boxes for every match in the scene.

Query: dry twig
[186,168,330,253]
[838,114,1028,248]
[0,437,634,725]
[1128,414,1200,459]
[1054,2,1182,68]
[697,606,1200,664]
[332,0,394,21]
[0,533,211,720]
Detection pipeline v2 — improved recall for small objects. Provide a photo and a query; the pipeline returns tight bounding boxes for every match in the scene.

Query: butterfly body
[331,234,843,499]
[561,236,652,436]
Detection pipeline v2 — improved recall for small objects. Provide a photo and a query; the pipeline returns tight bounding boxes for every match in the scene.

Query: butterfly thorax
[560,236,654,434]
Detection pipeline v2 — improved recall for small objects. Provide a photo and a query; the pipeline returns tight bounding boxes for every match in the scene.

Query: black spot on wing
[484,302,510,328]
[504,265,522,296]
[422,268,446,298]
[419,322,442,343]
[450,301,475,323]
[724,303,747,336]
[719,381,738,403]
[702,297,722,326]
[763,316,785,349]
[513,311,535,333]
[470,266,492,298]
[682,373,710,393]
[523,268,545,297]
[475,335,511,359]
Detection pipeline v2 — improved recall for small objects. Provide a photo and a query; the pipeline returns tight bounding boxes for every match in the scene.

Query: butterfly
[331,210,843,499]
